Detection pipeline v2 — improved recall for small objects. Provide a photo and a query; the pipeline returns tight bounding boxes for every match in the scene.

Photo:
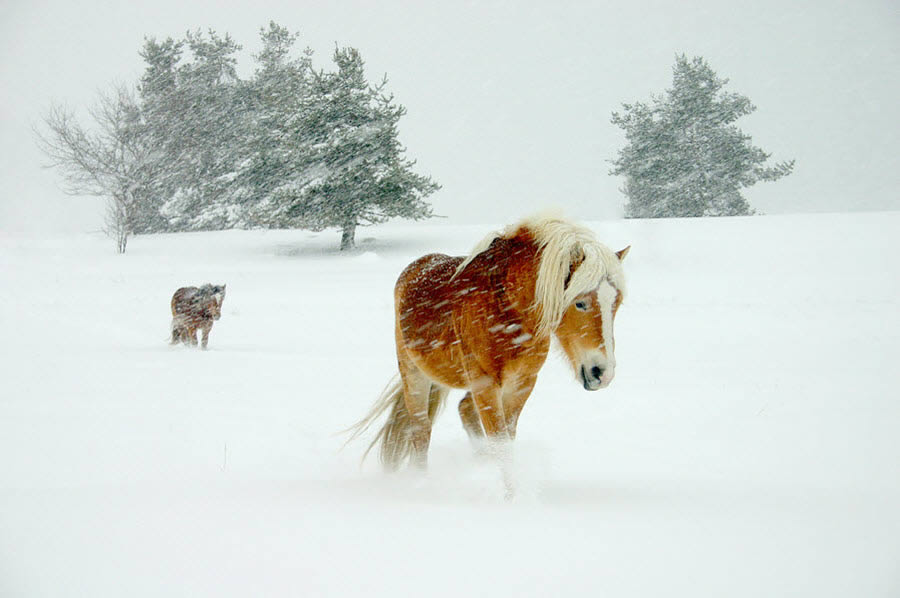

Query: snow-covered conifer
[252,46,438,249]
[611,55,794,218]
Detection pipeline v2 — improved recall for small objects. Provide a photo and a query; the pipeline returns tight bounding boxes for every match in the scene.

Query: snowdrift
[1,212,898,597]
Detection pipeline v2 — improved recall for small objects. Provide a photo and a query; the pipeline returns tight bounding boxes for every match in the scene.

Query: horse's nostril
[591,366,604,380]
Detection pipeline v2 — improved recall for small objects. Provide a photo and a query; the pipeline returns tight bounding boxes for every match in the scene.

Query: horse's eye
[575,301,588,311]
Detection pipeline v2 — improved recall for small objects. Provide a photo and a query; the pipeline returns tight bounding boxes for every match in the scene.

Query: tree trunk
[340,222,356,251]
[116,230,128,254]
[109,195,129,254]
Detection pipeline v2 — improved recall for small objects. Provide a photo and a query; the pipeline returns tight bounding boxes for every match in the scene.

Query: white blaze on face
[599,278,618,381]
[584,278,617,389]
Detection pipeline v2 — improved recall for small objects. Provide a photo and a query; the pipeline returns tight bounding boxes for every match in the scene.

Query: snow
[1,212,899,597]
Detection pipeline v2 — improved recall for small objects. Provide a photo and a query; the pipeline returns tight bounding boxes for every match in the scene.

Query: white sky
[1,0,898,232]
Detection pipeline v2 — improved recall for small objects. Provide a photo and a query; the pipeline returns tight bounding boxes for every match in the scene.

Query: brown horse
[349,215,629,475]
[170,284,226,350]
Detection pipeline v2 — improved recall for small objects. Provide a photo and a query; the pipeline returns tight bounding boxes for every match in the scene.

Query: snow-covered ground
[1,212,898,597]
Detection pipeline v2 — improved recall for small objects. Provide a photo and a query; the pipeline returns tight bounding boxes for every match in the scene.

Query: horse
[170,284,226,350]
[348,215,629,477]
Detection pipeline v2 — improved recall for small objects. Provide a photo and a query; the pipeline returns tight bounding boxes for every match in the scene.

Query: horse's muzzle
[581,365,605,391]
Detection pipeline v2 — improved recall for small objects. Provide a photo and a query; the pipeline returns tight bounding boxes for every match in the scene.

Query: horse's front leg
[502,374,538,440]
[470,384,510,442]
[471,384,518,498]
[459,374,536,447]
[200,324,211,350]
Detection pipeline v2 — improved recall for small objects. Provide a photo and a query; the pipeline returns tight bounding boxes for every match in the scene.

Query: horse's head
[555,246,629,391]
[204,284,226,320]
[207,298,222,320]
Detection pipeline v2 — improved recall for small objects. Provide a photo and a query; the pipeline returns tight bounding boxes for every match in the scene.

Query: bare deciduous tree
[35,86,157,253]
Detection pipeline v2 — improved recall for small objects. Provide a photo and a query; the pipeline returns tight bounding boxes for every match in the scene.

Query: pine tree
[167,30,247,230]
[257,47,439,249]
[611,55,794,218]
[235,23,314,225]
[136,36,183,233]
[138,32,250,231]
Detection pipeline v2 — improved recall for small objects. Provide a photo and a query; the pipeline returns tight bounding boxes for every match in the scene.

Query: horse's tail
[345,374,445,470]
[169,314,184,344]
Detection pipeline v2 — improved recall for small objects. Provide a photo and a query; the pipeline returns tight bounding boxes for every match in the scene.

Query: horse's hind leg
[458,392,485,443]
[399,365,434,469]
[427,384,449,424]
[172,326,190,345]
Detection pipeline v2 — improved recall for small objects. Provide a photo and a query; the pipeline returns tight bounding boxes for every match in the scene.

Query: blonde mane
[454,215,626,338]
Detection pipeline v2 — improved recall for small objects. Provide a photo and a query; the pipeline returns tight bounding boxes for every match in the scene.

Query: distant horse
[170,284,226,350]
[349,215,629,473]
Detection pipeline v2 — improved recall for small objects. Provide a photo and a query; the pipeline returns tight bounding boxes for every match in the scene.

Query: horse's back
[171,286,198,316]
[395,244,520,333]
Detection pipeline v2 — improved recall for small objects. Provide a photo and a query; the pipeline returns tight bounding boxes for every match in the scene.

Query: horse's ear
[616,246,631,262]
[564,249,585,289]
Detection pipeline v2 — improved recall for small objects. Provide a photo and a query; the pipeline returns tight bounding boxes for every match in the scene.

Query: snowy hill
[1,212,898,597]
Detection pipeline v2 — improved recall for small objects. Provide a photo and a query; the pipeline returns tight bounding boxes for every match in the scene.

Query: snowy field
[1,212,898,597]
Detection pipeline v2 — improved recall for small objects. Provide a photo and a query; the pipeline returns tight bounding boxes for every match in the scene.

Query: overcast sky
[1,0,898,232]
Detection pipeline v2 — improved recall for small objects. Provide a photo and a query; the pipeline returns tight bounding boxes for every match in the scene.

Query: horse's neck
[486,235,544,337]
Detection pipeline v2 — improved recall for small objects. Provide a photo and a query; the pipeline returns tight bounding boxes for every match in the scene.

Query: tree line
[37,32,793,253]
[37,22,439,252]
